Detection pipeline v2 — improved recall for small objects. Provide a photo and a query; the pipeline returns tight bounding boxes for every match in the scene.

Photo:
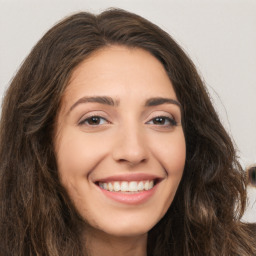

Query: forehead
[62,45,177,106]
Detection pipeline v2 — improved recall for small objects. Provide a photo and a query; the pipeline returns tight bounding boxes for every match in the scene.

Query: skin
[54,46,186,256]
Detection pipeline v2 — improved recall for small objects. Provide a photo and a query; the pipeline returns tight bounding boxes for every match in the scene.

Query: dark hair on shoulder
[0,8,255,256]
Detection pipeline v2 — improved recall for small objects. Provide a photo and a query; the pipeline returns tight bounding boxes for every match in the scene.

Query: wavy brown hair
[0,8,255,256]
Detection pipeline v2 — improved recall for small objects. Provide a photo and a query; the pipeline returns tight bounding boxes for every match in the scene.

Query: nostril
[118,157,147,166]
[247,166,256,187]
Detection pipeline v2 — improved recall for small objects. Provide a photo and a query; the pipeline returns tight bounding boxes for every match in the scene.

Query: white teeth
[129,181,137,192]
[144,181,149,190]
[108,183,114,191]
[137,181,144,191]
[113,182,120,192]
[103,183,108,190]
[99,180,155,192]
[120,181,129,192]
[149,180,154,189]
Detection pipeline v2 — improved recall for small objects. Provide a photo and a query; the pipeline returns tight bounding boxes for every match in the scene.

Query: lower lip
[98,184,158,205]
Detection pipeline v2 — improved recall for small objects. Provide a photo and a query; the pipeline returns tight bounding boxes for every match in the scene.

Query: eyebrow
[68,96,181,114]
[145,97,181,108]
[68,96,119,113]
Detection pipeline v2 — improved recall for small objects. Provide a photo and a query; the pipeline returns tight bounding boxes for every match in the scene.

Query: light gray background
[0,0,255,221]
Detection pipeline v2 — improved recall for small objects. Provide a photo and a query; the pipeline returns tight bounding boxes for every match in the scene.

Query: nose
[112,127,148,166]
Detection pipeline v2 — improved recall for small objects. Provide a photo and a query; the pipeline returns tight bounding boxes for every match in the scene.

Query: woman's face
[54,46,186,237]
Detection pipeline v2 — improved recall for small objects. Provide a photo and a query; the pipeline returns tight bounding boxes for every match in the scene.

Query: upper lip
[94,173,163,183]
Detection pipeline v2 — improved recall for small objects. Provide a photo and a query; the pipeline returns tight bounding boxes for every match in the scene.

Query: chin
[87,211,161,238]
[100,223,152,238]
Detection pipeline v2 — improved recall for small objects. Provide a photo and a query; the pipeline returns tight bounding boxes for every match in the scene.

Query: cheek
[151,130,186,173]
[55,128,110,181]
[150,130,186,213]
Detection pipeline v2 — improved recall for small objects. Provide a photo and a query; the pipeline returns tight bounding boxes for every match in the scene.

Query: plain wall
[0,0,255,221]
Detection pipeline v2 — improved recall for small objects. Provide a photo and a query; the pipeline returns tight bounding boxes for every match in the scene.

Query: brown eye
[153,117,166,125]
[79,116,108,126]
[147,116,177,126]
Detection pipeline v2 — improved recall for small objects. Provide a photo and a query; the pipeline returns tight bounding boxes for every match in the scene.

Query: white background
[0,0,255,221]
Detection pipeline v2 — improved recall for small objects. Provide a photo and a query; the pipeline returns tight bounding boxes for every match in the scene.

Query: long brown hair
[0,9,255,256]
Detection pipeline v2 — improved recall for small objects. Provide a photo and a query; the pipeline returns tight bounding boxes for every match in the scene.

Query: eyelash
[79,115,177,127]
[146,116,177,127]
[79,116,109,126]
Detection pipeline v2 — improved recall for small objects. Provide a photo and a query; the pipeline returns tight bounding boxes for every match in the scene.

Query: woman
[0,8,255,256]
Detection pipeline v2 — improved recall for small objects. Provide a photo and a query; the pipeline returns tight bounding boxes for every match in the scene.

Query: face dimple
[54,45,186,238]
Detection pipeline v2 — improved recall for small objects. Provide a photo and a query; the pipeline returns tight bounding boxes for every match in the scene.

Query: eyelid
[78,111,111,126]
[145,110,181,128]
[79,116,109,126]
[146,110,177,121]
[146,115,177,125]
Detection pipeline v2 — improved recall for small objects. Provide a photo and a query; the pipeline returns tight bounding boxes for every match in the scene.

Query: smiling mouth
[96,179,161,193]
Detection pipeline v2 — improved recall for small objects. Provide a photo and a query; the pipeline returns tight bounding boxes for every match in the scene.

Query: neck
[82,228,148,256]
